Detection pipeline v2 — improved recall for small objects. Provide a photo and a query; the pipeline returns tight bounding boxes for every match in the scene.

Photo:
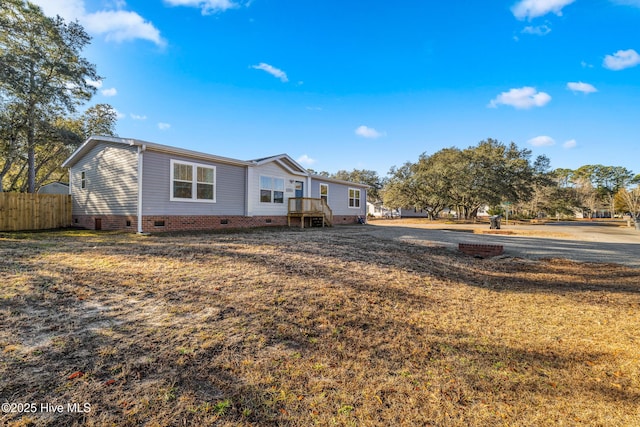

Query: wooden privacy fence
[0,193,72,231]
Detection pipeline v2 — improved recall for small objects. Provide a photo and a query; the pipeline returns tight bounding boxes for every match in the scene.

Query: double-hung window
[320,183,328,203]
[170,159,216,202]
[348,188,361,208]
[260,176,285,203]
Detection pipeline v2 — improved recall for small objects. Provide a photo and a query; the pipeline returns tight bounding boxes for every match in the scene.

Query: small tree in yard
[615,185,640,222]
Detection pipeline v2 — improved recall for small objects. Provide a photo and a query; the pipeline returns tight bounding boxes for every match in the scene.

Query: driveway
[358,220,640,268]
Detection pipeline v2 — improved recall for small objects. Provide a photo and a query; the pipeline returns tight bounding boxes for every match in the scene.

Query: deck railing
[287,197,333,226]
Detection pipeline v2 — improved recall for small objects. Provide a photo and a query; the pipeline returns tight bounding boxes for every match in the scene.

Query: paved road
[359,221,640,268]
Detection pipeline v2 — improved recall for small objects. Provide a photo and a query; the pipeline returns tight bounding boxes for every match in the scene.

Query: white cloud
[563,139,577,148]
[581,60,594,68]
[30,0,165,46]
[86,79,103,89]
[130,114,147,120]
[355,125,385,139]
[251,63,288,82]
[488,87,551,109]
[512,0,575,19]
[31,0,85,20]
[101,87,118,97]
[603,49,640,70]
[528,136,556,147]
[296,154,316,166]
[83,10,165,46]
[522,24,551,35]
[566,82,597,94]
[158,122,171,130]
[164,0,240,14]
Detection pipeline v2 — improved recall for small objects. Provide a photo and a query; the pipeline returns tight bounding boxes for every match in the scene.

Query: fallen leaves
[67,371,84,380]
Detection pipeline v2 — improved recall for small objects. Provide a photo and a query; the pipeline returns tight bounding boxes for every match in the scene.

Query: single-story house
[366,203,492,219]
[62,136,367,233]
[366,201,398,218]
[398,207,430,218]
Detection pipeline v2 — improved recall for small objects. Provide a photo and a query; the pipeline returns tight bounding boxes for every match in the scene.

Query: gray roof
[62,136,368,188]
[62,136,253,168]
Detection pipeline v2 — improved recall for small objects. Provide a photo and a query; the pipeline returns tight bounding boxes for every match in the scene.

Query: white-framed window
[320,183,328,203]
[80,171,86,189]
[348,188,361,208]
[260,176,285,203]
[170,159,216,202]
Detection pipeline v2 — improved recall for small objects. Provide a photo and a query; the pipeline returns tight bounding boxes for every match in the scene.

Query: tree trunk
[27,144,36,193]
[26,105,38,193]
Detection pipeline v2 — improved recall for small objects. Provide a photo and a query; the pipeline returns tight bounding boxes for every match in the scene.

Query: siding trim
[137,145,144,233]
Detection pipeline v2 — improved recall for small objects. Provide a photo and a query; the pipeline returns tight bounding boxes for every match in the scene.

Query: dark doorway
[95,218,102,230]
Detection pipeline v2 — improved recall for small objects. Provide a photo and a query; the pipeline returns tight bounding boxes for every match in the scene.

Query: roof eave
[310,174,370,188]
[62,136,254,168]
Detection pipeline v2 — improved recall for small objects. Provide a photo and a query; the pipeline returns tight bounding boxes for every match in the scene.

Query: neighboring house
[398,207,429,218]
[366,201,398,218]
[366,203,492,219]
[440,206,491,219]
[37,182,69,194]
[477,205,490,217]
[62,136,367,232]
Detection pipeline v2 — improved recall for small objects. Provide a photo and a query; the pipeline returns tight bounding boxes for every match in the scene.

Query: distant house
[367,203,492,220]
[62,136,367,232]
[366,201,398,218]
[398,207,430,218]
[477,205,490,217]
[37,182,69,195]
[441,206,491,218]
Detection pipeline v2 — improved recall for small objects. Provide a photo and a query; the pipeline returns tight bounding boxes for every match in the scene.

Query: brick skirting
[143,215,288,232]
[71,214,360,232]
[458,243,504,258]
[332,215,363,225]
[73,215,137,231]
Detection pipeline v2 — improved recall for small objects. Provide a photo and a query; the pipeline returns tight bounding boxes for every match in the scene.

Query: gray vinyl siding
[310,179,367,216]
[141,150,246,216]
[69,142,138,216]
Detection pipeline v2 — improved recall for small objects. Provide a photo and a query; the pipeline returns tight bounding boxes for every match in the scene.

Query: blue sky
[33,0,640,176]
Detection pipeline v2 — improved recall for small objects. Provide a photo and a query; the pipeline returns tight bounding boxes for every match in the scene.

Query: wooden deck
[287,198,333,228]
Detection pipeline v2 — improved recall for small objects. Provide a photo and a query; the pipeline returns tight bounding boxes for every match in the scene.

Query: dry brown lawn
[1,227,639,426]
